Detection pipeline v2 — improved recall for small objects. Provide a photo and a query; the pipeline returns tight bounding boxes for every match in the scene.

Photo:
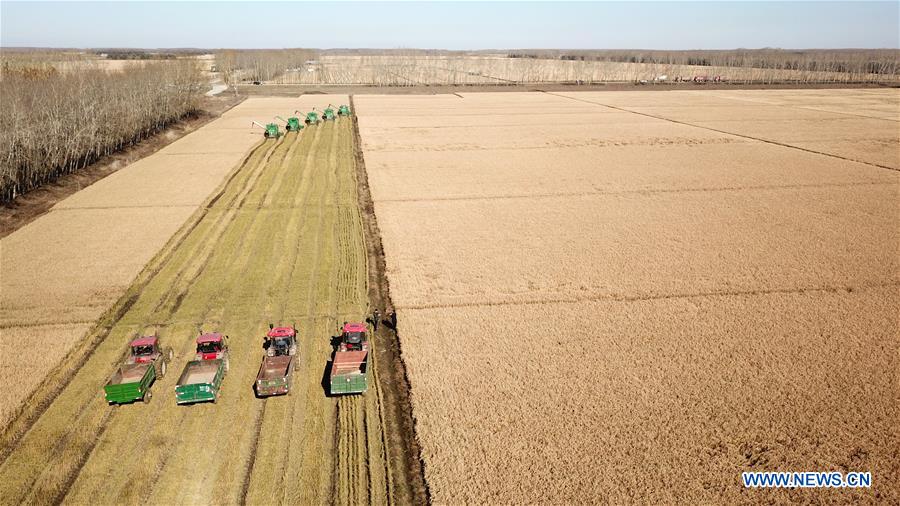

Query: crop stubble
[356,89,900,503]
[0,97,395,505]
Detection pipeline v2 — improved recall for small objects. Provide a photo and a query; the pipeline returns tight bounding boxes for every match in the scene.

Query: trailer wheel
[142,390,152,404]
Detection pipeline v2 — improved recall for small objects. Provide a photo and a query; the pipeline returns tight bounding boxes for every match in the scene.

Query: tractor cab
[265,325,298,357]
[196,332,228,361]
[337,105,351,116]
[128,336,160,364]
[339,322,368,352]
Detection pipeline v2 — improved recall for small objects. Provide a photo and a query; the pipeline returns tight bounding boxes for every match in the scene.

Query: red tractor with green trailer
[255,325,298,397]
[329,322,369,395]
[104,335,173,405]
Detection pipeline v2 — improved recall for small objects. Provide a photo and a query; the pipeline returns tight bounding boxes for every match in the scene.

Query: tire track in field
[238,127,324,505]
[0,139,280,506]
[280,121,340,505]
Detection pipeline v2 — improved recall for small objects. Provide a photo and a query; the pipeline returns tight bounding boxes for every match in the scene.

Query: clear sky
[1,1,898,50]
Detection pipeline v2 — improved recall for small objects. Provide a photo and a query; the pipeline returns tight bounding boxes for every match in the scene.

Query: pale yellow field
[356,89,900,503]
[0,96,345,426]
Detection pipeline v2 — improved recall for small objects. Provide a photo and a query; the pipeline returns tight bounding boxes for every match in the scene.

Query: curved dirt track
[0,112,422,504]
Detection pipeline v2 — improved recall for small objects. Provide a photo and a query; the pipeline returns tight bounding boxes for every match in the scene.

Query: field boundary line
[374,181,895,204]
[397,281,900,311]
[542,91,900,172]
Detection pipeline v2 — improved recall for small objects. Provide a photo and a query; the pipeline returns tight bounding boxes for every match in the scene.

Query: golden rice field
[356,89,900,503]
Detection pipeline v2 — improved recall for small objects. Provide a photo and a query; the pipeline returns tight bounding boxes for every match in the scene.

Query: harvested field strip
[0,113,395,505]
[545,91,900,171]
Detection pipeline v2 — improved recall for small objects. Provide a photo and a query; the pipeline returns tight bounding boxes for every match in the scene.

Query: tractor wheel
[224,357,230,372]
[166,347,174,361]
[142,390,152,404]
[264,132,270,139]
[159,360,167,378]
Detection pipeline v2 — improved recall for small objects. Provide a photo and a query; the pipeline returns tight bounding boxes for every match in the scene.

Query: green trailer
[175,359,225,405]
[329,322,369,395]
[104,363,156,404]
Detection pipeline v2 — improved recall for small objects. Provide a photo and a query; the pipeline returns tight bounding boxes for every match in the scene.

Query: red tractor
[195,332,229,371]
[125,335,174,377]
[265,325,298,357]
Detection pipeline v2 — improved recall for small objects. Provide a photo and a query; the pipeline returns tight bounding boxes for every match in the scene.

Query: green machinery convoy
[252,103,351,138]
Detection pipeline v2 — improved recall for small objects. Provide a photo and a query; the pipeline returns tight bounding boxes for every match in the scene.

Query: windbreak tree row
[0,60,204,201]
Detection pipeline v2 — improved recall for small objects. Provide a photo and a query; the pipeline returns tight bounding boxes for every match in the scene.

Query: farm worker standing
[372,308,381,331]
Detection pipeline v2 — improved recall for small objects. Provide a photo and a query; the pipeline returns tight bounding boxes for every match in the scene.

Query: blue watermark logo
[742,471,871,488]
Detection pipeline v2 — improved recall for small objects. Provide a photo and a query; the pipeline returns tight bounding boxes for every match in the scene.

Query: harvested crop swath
[357,89,900,503]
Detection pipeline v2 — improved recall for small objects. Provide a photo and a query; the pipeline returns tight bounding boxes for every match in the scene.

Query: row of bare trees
[215,49,315,85]
[1,59,204,201]
[512,49,900,82]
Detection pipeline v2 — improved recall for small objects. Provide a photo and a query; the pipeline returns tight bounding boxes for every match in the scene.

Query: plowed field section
[0,118,390,505]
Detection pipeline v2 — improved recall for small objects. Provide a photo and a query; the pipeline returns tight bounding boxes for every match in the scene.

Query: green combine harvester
[251,121,282,139]
[322,104,336,121]
[298,109,320,126]
[276,115,302,132]
[337,104,351,116]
